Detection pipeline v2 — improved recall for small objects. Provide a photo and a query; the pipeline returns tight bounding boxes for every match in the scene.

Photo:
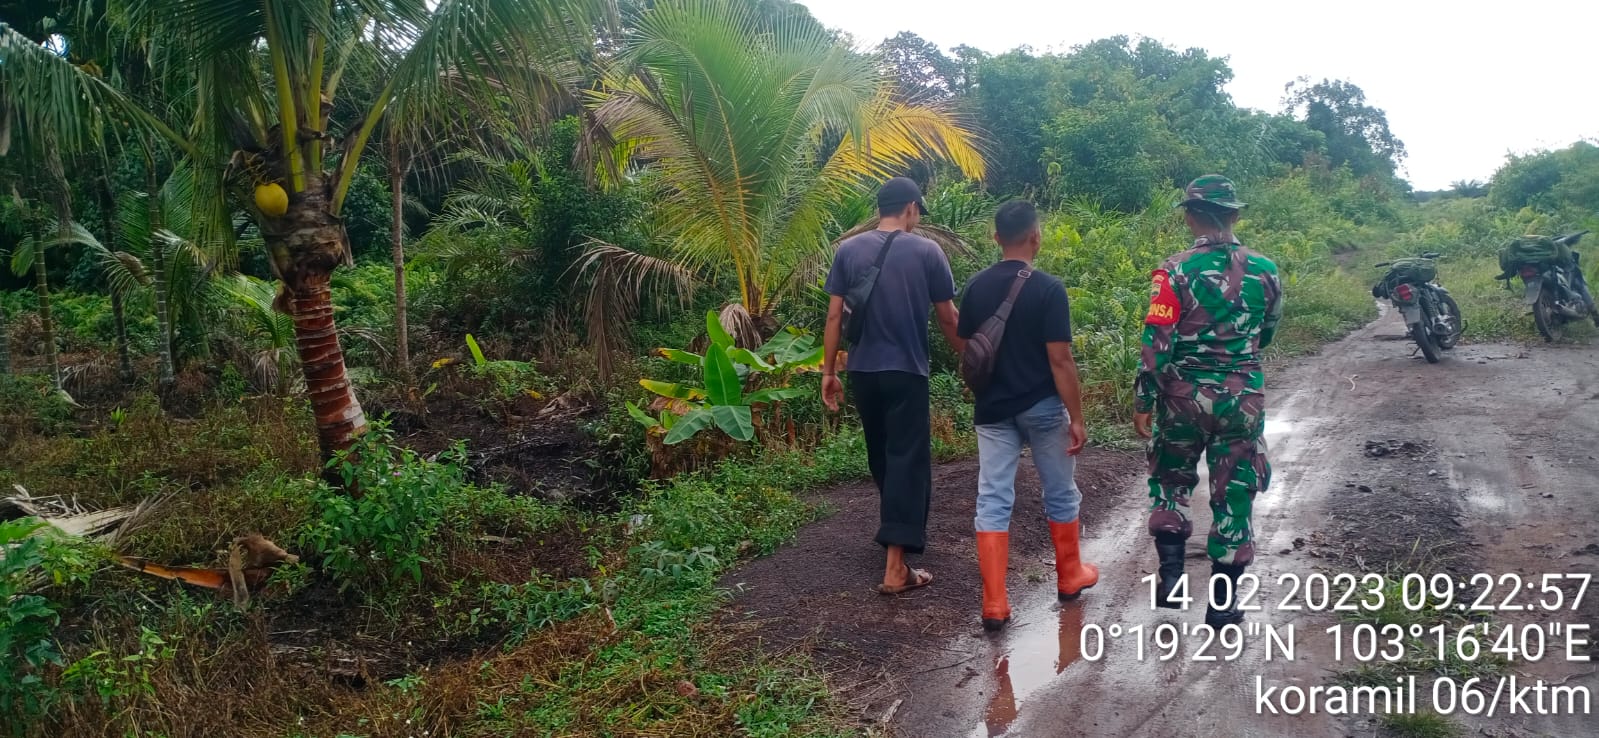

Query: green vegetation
[0,518,98,724]
[2,2,1596,735]
[1381,711,1461,738]
[630,312,819,447]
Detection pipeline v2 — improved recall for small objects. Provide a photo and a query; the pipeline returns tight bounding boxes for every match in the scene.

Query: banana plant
[627,311,820,445]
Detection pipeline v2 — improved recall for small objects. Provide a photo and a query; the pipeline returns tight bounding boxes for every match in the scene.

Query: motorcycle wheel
[1414,320,1441,363]
[1532,292,1563,342]
[1436,293,1463,350]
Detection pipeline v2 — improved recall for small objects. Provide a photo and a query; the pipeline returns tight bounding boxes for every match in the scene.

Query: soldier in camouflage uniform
[1132,175,1282,628]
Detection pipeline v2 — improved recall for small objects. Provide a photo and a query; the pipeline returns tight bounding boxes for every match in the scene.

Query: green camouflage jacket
[1134,237,1284,414]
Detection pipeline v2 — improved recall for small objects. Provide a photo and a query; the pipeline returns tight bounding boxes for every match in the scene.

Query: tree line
[3,0,1588,481]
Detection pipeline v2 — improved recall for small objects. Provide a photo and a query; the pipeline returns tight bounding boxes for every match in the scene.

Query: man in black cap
[822,177,963,593]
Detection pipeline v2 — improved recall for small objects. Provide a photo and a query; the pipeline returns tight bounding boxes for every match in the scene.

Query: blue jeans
[975,396,1081,532]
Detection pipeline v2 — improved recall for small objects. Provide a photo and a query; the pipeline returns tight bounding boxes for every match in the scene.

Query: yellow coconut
[254,182,289,217]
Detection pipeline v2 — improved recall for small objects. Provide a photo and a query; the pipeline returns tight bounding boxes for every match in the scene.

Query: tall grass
[1036,168,1391,425]
[1386,196,1599,342]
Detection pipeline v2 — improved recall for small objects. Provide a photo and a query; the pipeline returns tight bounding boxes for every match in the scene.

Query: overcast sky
[799,0,1599,190]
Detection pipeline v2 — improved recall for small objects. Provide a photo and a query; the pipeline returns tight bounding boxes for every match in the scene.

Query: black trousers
[849,370,932,554]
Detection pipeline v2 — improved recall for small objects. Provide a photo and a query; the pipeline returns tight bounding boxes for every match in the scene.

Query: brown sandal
[877,564,934,595]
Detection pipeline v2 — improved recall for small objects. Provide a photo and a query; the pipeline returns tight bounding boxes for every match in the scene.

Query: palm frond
[46,220,153,297]
[334,0,611,211]
[0,25,193,158]
[9,233,40,277]
[573,240,695,378]
[591,0,985,318]
[832,219,976,257]
[717,303,762,349]
[212,273,296,349]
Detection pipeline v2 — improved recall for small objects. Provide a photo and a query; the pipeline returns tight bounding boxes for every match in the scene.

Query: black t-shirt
[957,260,1072,425]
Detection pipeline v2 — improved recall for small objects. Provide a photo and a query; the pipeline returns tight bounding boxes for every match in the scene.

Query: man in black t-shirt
[957,200,1098,632]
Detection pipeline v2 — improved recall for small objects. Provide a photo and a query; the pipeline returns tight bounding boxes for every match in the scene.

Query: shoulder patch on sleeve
[1145,268,1180,326]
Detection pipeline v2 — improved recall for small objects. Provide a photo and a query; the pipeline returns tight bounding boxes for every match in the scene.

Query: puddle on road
[965,409,1313,735]
[970,605,1087,738]
[1451,466,1525,518]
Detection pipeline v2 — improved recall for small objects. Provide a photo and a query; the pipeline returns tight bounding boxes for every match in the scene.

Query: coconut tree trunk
[99,175,135,385]
[40,142,70,391]
[262,176,368,470]
[145,167,175,390]
[387,140,412,389]
[31,219,61,390]
[0,303,10,375]
[110,291,133,384]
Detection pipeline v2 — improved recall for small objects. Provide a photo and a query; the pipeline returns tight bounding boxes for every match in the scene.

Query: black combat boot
[1153,535,1186,610]
[1205,562,1247,629]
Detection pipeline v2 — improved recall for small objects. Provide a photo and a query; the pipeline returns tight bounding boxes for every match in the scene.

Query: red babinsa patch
[1145,269,1180,326]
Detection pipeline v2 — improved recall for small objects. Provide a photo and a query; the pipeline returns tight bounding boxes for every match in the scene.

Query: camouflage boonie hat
[1177,174,1245,211]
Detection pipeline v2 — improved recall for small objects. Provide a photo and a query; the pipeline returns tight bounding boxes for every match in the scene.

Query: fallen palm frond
[2,484,164,545]
[116,533,299,609]
[2,486,296,607]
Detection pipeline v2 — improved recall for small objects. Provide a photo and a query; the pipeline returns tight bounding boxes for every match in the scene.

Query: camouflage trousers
[1146,389,1271,566]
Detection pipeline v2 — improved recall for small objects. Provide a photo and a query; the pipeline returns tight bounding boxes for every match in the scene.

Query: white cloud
[800,0,1599,189]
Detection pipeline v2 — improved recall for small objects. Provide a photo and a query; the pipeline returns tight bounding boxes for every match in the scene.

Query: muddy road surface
[726,308,1599,737]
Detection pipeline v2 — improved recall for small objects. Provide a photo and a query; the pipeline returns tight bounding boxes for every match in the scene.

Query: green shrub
[928,370,972,430]
[301,430,472,591]
[60,626,178,707]
[628,314,818,445]
[1269,268,1377,355]
[0,374,76,442]
[490,578,597,639]
[300,426,568,595]
[0,519,98,727]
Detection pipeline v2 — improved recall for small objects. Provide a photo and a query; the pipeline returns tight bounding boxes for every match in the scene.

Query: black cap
[877,177,928,216]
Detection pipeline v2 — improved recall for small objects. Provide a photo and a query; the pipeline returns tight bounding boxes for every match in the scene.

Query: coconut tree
[110,162,220,390]
[3,0,607,466]
[213,274,300,396]
[0,182,21,378]
[39,217,151,384]
[581,0,984,359]
[384,134,416,391]
[47,194,214,389]
[0,296,8,376]
[7,192,64,391]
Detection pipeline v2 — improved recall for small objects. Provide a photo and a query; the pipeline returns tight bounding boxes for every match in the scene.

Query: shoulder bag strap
[992,268,1032,322]
[855,230,902,311]
[874,230,902,269]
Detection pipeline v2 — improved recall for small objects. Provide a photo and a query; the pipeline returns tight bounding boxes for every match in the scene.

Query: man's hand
[821,296,845,411]
[822,373,845,412]
[1133,412,1153,439]
[1067,418,1087,455]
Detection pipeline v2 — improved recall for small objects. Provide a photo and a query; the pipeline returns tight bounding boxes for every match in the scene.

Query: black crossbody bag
[841,231,902,346]
[959,268,1032,393]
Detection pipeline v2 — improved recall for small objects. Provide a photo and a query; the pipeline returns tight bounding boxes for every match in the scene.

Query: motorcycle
[1515,231,1598,342]
[1371,252,1463,364]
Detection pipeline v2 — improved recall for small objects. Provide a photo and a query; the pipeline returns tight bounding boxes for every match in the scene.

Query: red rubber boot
[977,531,1011,631]
[1050,519,1099,601]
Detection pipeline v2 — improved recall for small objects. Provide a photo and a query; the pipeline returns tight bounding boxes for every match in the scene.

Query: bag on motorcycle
[1498,236,1573,276]
[1384,257,1437,285]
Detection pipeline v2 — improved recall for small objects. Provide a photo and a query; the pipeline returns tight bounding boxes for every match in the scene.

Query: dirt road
[726,308,1599,737]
